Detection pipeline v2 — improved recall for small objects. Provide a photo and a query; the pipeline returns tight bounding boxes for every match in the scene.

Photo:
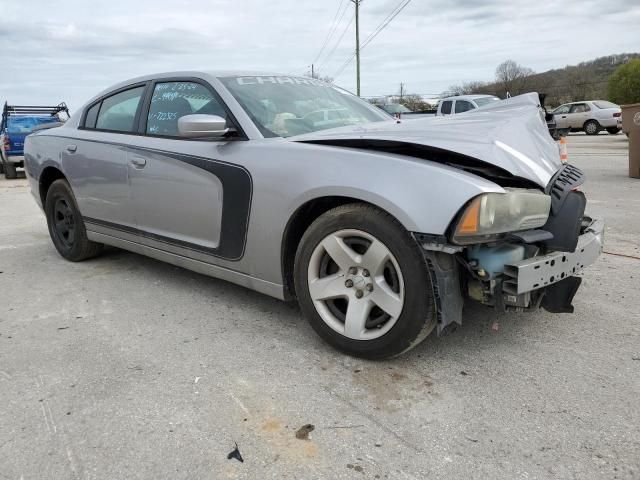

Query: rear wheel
[294,203,436,359]
[584,120,600,135]
[45,179,102,261]
[606,127,620,135]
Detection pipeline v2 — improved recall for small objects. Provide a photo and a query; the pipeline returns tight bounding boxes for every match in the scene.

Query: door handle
[66,144,77,153]
[561,116,567,118]
[130,156,147,168]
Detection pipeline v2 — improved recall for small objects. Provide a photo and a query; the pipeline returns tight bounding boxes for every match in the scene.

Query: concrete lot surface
[1,134,639,479]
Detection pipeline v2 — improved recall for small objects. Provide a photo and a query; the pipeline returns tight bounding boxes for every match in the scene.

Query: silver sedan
[24,72,604,358]
[552,100,622,135]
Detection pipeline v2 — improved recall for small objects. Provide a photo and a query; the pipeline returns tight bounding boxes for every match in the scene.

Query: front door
[126,79,251,262]
[553,105,570,129]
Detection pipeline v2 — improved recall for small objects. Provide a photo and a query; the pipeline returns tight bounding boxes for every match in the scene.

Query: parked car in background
[1,103,69,179]
[378,104,436,119]
[379,103,412,115]
[436,94,501,116]
[24,73,603,358]
[551,100,622,135]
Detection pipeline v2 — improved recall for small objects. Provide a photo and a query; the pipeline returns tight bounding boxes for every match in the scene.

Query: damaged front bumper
[415,218,605,334]
[502,218,604,313]
[503,219,604,295]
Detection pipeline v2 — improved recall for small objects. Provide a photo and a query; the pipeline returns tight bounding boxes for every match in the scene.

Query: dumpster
[621,102,640,179]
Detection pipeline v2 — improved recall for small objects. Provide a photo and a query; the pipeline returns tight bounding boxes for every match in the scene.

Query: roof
[441,94,498,101]
[563,100,611,104]
[104,70,305,88]
[84,70,326,109]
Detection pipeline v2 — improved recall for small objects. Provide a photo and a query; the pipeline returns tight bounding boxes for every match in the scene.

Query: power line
[361,0,412,49]
[312,0,348,66]
[317,10,356,71]
[332,0,413,79]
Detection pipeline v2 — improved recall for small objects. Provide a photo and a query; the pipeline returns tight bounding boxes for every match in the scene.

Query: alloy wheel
[307,229,405,340]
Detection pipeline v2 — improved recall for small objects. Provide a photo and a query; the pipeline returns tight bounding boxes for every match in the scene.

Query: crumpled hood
[290,92,562,188]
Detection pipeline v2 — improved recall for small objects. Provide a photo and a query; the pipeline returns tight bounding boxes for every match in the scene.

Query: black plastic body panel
[541,276,582,313]
[541,164,587,252]
[541,190,586,252]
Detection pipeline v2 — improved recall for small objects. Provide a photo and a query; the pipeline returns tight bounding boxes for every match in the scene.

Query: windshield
[219,76,390,137]
[593,100,618,109]
[7,116,57,134]
[473,97,500,107]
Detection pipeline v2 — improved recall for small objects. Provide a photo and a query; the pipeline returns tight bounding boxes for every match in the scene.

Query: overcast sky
[2,0,639,110]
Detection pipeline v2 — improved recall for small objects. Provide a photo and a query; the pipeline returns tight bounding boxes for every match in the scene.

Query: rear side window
[440,100,452,114]
[84,102,100,129]
[455,100,474,113]
[146,81,225,136]
[95,86,145,132]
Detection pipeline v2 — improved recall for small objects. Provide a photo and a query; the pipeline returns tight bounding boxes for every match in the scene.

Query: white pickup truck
[436,94,500,116]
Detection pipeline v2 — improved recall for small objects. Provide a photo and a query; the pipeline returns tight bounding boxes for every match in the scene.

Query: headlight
[453,189,551,244]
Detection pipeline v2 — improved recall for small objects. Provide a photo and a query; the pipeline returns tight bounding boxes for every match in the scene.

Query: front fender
[286,147,504,235]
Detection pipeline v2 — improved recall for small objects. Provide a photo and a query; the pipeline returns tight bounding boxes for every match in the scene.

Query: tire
[294,203,436,359]
[44,179,103,261]
[4,162,17,179]
[583,120,600,135]
[606,127,620,135]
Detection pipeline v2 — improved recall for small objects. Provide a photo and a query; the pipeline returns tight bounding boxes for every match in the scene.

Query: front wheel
[45,179,103,261]
[294,203,436,359]
[584,120,600,135]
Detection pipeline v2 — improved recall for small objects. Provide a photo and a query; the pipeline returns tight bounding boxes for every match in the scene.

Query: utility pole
[351,0,361,96]
[311,63,315,79]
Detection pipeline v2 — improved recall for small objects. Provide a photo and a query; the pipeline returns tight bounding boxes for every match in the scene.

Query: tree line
[449,54,640,106]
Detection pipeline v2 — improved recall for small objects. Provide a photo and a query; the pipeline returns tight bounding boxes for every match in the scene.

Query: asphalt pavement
[0,133,638,479]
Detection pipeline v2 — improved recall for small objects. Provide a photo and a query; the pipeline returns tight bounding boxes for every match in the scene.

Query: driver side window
[554,105,570,114]
[146,81,225,136]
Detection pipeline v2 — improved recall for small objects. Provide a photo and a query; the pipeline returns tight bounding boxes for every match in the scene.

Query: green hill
[449,53,640,106]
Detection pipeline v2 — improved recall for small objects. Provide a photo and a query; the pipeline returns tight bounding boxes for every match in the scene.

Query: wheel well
[281,196,376,299]
[39,167,66,206]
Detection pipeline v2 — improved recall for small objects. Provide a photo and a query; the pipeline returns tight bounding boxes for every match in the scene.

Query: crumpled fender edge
[421,249,464,335]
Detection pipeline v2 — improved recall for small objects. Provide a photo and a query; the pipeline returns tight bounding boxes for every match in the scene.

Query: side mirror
[178,114,228,138]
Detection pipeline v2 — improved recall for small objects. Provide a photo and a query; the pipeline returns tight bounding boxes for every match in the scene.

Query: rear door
[125,78,251,262]
[64,84,147,230]
[454,100,475,114]
[439,100,453,116]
